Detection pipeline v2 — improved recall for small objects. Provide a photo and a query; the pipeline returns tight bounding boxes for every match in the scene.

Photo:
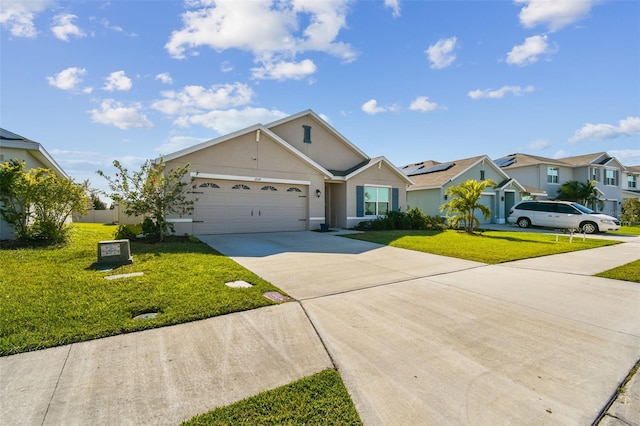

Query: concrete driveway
[199,231,640,425]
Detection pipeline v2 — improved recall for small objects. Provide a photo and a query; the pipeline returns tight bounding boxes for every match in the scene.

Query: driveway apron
[200,231,640,425]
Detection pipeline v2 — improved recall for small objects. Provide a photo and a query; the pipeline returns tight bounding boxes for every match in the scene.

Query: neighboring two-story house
[494,152,640,217]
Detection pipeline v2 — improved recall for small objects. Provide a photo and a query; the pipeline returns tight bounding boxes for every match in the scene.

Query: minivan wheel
[580,221,598,234]
[517,217,531,228]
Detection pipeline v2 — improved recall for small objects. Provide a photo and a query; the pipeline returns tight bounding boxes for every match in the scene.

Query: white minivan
[507,201,620,234]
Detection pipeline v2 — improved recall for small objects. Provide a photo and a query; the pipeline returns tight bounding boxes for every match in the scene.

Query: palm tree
[555,180,604,210]
[439,179,497,234]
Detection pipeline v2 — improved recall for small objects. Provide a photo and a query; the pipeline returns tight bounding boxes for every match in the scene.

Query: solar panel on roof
[409,162,455,176]
[402,164,425,176]
[494,157,516,168]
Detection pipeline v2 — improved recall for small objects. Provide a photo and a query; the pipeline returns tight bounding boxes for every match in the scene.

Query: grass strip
[0,223,286,355]
[344,229,620,264]
[595,259,640,283]
[183,369,362,426]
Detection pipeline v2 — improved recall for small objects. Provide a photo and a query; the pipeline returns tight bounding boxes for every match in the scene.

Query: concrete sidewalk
[2,231,638,425]
[0,303,333,425]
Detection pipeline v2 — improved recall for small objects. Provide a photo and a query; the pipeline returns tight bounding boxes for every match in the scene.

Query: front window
[605,170,617,186]
[364,186,390,216]
[590,167,600,182]
[628,175,637,188]
[547,167,559,184]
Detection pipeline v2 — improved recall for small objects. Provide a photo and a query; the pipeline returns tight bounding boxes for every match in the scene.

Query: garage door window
[287,187,302,192]
[261,185,277,191]
[364,186,390,216]
[232,184,251,190]
[199,182,220,188]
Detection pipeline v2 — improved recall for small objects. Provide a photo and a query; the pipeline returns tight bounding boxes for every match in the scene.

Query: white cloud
[89,99,153,130]
[361,99,399,115]
[155,135,208,154]
[0,0,51,38]
[251,59,317,80]
[165,0,355,80]
[568,116,640,144]
[426,36,457,69]
[46,67,87,91]
[220,61,234,73]
[409,96,438,112]
[151,83,254,116]
[516,0,593,32]
[99,18,137,36]
[155,72,173,85]
[607,149,640,166]
[506,34,556,66]
[468,85,535,99]
[385,0,401,18]
[527,139,551,150]
[174,107,288,134]
[103,71,132,91]
[51,13,85,41]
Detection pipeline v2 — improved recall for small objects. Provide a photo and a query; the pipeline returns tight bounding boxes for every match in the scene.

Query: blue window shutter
[392,188,399,211]
[356,186,364,217]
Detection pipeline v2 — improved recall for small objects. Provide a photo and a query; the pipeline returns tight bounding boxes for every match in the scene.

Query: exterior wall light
[316,189,322,198]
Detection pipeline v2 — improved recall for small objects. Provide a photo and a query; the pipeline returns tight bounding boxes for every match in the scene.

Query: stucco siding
[407,189,443,217]
[269,116,365,171]
[163,131,328,234]
[344,164,408,228]
[1,147,47,170]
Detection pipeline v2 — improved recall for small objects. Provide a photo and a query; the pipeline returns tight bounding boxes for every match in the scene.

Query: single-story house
[0,128,69,240]
[402,155,534,224]
[161,110,413,235]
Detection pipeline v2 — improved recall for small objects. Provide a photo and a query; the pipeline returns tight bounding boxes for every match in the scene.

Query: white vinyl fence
[72,205,141,225]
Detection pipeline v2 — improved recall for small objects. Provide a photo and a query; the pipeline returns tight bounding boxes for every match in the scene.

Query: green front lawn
[596,259,640,283]
[0,223,286,356]
[619,225,640,236]
[344,229,620,264]
[183,369,362,426]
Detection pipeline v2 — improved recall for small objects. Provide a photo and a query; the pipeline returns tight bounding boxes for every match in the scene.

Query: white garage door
[192,180,308,234]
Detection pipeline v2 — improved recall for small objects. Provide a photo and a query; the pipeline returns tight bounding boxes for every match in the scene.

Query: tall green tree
[97,158,195,241]
[0,159,90,242]
[439,179,497,234]
[555,180,604,210]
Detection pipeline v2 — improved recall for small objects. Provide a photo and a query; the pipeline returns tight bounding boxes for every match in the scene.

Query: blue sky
[1,0,639,194]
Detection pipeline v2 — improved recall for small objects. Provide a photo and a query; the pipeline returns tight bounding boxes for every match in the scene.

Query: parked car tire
[580,221,598,234]
[517,217,531,228]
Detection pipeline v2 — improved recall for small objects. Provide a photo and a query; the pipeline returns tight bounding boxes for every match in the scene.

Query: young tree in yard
[555,180,604,210]
[97,158,195,241]
[0,159,90,242]
[439,179,497,234]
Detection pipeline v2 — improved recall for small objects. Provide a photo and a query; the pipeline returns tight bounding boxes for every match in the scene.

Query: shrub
[114,224,142,240]
[355,208,446,231]
[621,198,640,225]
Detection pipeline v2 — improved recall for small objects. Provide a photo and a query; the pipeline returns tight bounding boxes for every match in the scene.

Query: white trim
[191,172,310,186]
[166,218,193,223]
[309,217,325,221]
[347,216,362,220]
[481,191,496,196]
[364,183,392,188]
